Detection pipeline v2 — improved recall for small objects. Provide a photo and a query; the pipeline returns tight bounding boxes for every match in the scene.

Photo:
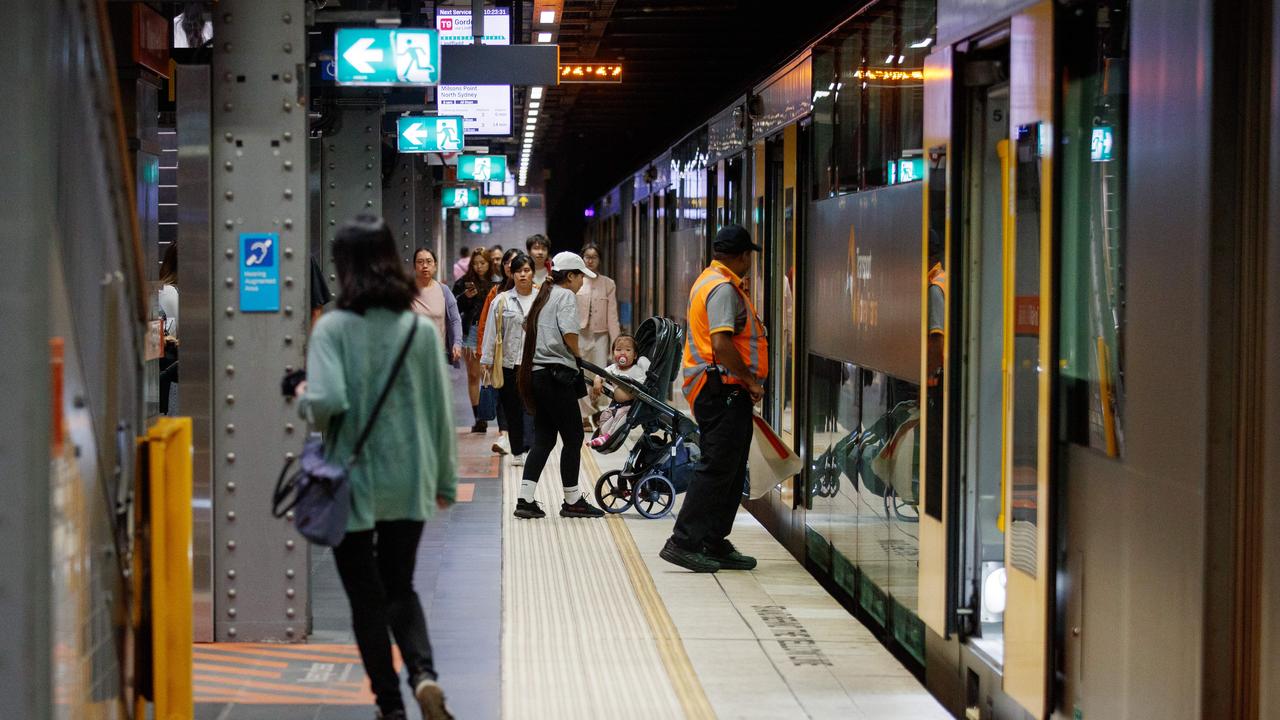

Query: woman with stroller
[296,215,456,720]
[452,249,493,433]
[480,252,538,466]
[514,252,606,519]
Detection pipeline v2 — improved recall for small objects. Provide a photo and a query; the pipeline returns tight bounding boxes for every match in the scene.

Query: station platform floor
[193,373,948,720]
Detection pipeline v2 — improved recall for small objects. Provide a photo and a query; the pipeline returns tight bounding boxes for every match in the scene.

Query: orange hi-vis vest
[682,261,769,404]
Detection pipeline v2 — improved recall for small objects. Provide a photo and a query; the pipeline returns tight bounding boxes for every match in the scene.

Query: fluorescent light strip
[537,32,552,43]
[530,87,543,99]
[540,10,556,23]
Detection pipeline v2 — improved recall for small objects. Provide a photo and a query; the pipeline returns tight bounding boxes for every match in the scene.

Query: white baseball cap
[551,251,597,278]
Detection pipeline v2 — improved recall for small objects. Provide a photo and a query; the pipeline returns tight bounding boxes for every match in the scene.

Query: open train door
[1001,2,1055,716]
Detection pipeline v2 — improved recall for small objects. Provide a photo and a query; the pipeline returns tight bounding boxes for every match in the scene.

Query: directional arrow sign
[396,116,465,153]
[466,221,492,234]
[457,154,507,182]
[460,206,487,221]
[443,187,479,208]
[336,28,440,86]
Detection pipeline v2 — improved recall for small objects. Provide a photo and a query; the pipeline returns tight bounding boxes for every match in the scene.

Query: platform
[193,419,945,720]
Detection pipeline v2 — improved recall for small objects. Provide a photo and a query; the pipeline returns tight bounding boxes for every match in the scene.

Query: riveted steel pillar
[211,0,310,642]
[384,153,433,266]
[320,101,384,280]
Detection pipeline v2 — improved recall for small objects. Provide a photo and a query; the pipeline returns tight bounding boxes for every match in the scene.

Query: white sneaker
[511,452,525,467]
[492,435,509,455]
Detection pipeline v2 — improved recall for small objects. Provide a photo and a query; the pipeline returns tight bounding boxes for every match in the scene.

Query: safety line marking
[581,450,717,720]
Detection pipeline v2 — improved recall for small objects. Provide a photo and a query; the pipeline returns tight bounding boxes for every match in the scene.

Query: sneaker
[511,452,526,467]
[659,538,720,573]
[559,497,605,518]
[492,435,509,455]
[705,540,757,570]
[412,676,455,720]
[514,499,545,519]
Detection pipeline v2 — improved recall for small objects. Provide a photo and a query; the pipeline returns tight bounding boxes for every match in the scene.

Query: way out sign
[397,116,464,153]
[457,154,507,182]
[336,28,440,86]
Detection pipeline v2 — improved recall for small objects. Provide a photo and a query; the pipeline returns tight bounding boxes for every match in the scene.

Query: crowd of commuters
[285,217,770,719]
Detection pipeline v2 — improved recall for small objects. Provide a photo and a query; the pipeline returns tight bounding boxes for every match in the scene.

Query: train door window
[763,133,786,430]
[725,155,745,227]
[638,199,652,321]
[956,44,1010,665]
[1058,0,1129,457]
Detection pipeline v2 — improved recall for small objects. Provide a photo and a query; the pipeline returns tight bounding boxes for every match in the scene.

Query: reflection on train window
[1059,0,1129,457]
[804,354,925,661]
[811,0,934,198]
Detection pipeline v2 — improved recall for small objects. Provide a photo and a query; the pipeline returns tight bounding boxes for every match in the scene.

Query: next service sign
[336,28,440,86]
[239,233,280,313]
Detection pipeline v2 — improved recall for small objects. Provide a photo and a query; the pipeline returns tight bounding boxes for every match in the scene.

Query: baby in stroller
[589,333,650,448]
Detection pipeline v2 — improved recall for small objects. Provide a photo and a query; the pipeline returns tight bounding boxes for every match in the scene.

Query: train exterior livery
[586,0,1280,717]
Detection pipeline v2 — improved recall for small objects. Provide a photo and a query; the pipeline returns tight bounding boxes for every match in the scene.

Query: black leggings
[522,367,584,488]
[332,520,434,714]
[497,366,533,454]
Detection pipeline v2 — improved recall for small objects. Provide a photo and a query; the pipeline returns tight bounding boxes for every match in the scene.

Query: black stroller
[578,317,700,519]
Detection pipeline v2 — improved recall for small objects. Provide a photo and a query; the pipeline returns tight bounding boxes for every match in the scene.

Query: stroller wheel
[594,470,633,514]
[633,473,676,519]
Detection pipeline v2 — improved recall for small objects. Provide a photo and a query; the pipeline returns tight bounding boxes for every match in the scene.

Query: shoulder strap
[348,319,418,464]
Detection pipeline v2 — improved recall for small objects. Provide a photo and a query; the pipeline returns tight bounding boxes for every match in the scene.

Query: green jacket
[299,308,457,532]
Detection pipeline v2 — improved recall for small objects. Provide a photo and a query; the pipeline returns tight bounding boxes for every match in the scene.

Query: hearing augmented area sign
[239,233,280,313]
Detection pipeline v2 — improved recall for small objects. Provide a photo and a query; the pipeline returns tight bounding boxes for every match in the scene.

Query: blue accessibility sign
[397,116,465,153]
[335,28,441,86]
[239,233,280,313]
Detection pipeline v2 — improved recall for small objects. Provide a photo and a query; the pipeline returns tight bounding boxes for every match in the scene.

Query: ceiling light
[910,38,934,48]
[529,101,541,109]
[897,55,905,64]
[884,53,896,63]
[531,87,543,99]
[537,32,552,43]
[540,10,556,23]
[528,109,539,117]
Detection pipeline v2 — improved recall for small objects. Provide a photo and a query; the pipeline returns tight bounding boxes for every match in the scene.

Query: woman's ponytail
[517,279,556,413]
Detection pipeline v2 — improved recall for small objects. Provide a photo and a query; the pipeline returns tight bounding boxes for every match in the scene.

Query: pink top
[412,282,447,341]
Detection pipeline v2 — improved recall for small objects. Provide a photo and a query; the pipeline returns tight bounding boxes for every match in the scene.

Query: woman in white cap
[512,251,605,519]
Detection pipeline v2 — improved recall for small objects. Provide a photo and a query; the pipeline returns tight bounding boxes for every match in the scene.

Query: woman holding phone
[453,249,493,433]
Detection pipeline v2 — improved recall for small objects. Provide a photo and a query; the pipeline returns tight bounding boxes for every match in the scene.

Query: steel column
[321,101,385,280]
[384,153,433,266]
[212,0,310,642]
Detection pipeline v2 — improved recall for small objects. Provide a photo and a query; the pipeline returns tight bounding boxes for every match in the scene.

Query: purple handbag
[272,322,417,546]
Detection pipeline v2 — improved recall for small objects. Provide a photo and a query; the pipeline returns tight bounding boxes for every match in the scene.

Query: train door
[762,132,788,434]
[955,47,1010,667]
[637,199,652,321]
[653,192,666,319]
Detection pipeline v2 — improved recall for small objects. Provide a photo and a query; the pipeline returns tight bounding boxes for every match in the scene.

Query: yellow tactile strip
[501,443,701,720]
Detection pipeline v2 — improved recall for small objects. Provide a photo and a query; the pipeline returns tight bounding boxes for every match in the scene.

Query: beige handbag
[490,295,507,389]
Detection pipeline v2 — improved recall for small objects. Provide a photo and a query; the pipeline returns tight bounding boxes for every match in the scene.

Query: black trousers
[523,367,584,488]
[497,366,534,454]
[670,373,753,552]
[333,520,435,714]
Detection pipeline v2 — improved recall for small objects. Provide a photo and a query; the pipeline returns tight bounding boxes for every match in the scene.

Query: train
[584,0,1278,717]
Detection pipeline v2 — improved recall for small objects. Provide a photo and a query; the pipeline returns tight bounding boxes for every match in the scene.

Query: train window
[1058,0,1129,457]
[811,0,934,197]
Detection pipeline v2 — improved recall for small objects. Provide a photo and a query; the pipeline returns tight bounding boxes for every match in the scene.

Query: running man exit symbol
[336,28,441,86]
[397,116,465,153]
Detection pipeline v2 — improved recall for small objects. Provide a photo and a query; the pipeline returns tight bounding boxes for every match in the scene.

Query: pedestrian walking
[296,215,457,720]
[513,251,605,519]
[480,252,539,466]
[525,234,551,285]
[575,242,620,423]
[451,245,470,281]
[412,247,463,365]
[660,224,768,573]
[453,249,494,433]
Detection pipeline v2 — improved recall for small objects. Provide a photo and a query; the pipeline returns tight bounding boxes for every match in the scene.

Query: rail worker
[660,224,768,573]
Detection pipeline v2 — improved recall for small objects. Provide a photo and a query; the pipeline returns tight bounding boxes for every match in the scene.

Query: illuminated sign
[466,221,492,234]
[1090,126,1114,162]
[443,187,479,208]
[886,157,924,185]
[479,194,542,208]
[457,155,508,182]
[559,64,623,83]
[396,115,465,152]
[852,68,924,82]
[460,206,487,221]
[438,8,511,136]
[335,28,440,86]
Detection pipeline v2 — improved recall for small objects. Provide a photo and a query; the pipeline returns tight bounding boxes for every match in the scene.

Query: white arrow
[343,37,383,74]
[401,122,428,147]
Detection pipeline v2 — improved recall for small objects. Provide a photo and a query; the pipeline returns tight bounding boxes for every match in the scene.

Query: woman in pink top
[412,247,463,365]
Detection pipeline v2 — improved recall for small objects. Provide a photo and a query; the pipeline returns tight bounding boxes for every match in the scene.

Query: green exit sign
[457,154,507,182]
[443,187,479,208]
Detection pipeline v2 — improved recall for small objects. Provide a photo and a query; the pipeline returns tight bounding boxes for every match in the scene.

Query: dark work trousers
[522,367,584,488]
[497,366,534,454]
[670,372,754,552]
[333,520,435,714]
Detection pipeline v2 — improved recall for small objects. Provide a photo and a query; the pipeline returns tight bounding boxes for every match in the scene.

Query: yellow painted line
[581,450,716,720]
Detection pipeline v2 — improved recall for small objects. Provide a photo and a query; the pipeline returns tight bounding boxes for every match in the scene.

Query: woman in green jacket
[297,215,456,720]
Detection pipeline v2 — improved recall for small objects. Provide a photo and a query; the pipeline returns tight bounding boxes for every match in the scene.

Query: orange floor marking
[456,483,475,502]
[193,662,281,680]
[190,651,290,669]
[193,673,372,701]
[195,644,364,663]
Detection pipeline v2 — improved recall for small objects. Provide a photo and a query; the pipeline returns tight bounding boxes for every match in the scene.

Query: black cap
[712,224,761,254]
